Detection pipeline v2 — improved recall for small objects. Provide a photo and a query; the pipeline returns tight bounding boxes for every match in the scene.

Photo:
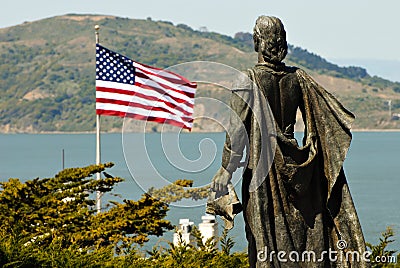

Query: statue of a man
[207,16,370,267]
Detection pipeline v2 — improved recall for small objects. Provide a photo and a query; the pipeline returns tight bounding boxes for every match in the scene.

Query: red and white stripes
[95,45,196,130]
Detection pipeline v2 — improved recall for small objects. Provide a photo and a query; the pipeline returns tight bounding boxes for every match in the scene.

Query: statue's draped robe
[208,64,370,267]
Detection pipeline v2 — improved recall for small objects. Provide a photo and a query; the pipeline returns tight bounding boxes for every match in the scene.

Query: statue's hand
[211,167,232,195]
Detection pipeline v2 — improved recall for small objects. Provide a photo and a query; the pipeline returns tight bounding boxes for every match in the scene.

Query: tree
[366,227,400,268]
[0,163,215,267]
[147,179,209,203]
[0,163,173,252]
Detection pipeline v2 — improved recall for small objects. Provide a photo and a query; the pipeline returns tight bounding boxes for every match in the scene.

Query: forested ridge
[0,14,399,132]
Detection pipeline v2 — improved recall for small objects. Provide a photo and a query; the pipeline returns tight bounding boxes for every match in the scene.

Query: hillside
[0,14,399,133]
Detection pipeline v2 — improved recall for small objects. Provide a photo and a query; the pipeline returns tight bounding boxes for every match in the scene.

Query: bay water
[0,132,399,252]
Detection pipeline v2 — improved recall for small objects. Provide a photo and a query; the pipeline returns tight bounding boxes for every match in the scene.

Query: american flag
[95,44,197,130]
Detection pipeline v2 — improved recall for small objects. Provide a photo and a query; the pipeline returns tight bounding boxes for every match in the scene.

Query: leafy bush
[142,226,248,268]
[0,163,173,253]
[0,164,247,267]
[1,163,399,267]
[366,227,400,268]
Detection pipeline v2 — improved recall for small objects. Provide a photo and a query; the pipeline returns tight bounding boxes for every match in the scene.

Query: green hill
[0,14,399,132]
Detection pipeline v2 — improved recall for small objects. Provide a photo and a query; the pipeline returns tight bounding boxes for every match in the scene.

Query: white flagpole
[95,25,102,214]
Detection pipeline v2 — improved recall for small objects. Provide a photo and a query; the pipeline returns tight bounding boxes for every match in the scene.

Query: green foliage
[392,100,400,110]
[0,230,117,268]
[0,163,173,255]
[147,179,209,203]
[0,164,248,267]
[393,85,400,93]
[220,228,235,256]
[366,227,400,268]
[364,76,397,89]
[234,32,253,49]
[143,226,248,268]
[286,45,368,79]
[173,179,193,187]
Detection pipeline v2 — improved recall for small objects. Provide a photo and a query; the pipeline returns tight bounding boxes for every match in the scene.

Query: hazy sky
[1,0,400,80]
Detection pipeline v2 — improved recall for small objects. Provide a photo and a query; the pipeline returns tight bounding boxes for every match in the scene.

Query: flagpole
[95,25,102,214]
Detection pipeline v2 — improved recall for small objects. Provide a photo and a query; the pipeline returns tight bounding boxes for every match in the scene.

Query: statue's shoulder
[283,65,299,74]
[253,63,299,77]
[292,67,310,79]
[232,65,307,92]
[232,70,254,92]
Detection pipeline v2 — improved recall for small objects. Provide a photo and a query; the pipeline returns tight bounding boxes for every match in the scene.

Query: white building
[173,215,218,247]
[198,215,218,246]
[173,218,195,246]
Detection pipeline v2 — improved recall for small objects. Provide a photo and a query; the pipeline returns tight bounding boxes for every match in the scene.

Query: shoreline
[0,129,399,134]
[351,128,400,132]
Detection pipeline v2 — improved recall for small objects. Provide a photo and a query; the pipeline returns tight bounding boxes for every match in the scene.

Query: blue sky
[2,0,400,81]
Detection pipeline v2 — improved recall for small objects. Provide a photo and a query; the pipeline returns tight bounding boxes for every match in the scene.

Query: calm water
[0,132,399,251]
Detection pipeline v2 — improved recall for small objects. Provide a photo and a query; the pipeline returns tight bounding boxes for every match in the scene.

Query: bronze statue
[207,16,370,267]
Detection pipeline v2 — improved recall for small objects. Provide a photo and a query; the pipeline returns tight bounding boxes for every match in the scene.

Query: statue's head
[253,16,288,63]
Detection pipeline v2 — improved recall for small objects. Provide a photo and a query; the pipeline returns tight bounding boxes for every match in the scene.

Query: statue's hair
[253,16,288,63]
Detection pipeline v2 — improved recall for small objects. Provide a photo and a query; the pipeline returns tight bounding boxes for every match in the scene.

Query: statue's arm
[211,87,251,193]
[221,89,251,173]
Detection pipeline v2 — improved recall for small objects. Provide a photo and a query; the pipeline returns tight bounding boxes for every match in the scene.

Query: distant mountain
[0,14,399,133]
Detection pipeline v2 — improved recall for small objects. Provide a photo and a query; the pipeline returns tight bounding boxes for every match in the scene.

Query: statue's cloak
[207,67,370,268]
